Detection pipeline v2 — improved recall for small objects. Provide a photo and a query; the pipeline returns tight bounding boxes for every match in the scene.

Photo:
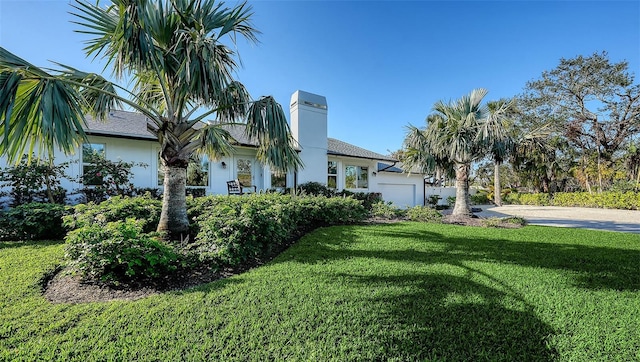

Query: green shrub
[338,190,383,210]
[296,182,335,197]
[64,194,162,233]
[503,216,528,226]
[0,203,68,241]
[65,219,183,285]
[0,155,68,206]
[192,193,367,266]
[370,201,405,219]
[518,193,551,206]
[470,192,490,205]
[425,195,442,207]
[78,151,147,203]
[446,196,456,207]
[405,206,443,223]
[504,192,521,204]
[508,191,640,210]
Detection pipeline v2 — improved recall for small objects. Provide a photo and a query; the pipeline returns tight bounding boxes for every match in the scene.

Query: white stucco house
[0,90,429,207]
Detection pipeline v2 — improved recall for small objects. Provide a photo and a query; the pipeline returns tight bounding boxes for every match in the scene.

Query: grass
[1,223,640,361]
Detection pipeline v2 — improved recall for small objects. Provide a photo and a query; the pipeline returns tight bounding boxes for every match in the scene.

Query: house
[0,90,427,207]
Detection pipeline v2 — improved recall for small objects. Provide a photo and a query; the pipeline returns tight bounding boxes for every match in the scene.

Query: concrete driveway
[474,205,640,234]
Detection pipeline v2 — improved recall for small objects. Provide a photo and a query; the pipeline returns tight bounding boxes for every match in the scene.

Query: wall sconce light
[221,161,227,169]
[372,171,377,177]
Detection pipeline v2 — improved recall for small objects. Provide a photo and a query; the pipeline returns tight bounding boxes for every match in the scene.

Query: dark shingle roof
[327,138,396,162]
[84,110,398,162]
[85,110,156,140]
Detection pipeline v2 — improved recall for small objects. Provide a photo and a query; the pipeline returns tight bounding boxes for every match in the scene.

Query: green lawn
[1,223,640,361]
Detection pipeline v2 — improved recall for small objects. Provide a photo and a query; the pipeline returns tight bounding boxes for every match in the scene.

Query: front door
[236,158,254,187]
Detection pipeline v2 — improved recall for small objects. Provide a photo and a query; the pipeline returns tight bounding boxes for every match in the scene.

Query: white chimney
[290,90,328,185]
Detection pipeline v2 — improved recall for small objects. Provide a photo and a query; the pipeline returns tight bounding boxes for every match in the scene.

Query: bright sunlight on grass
[2,223,640,361]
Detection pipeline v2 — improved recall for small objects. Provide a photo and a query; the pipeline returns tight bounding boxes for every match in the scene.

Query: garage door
[378,183,416,208]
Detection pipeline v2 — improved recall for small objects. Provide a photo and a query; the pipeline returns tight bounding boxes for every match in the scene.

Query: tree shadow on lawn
[338,272,558,361]
[285,223,640,292]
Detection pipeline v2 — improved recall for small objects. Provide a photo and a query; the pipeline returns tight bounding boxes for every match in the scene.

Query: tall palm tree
[484,99,515,206]
[0,0,302,240]
[404,89,510,217]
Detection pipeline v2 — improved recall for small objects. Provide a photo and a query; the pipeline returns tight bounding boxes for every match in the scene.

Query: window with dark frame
[81,143,106,185]
[328,161,338,189]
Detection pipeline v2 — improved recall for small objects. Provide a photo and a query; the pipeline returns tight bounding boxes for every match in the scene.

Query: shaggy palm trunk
[494,161,502,206]
[157,164,190,240]
[452,163,473,217]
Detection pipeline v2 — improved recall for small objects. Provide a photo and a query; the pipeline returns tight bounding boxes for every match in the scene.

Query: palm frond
[246,96,302,172]
[0,48,89,162]
[191,123,235,159]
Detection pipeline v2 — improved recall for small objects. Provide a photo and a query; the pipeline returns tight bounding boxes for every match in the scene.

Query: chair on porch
[226,179,257,195]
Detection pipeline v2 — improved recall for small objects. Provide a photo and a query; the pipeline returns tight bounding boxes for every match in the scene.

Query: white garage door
[378,183,416,208]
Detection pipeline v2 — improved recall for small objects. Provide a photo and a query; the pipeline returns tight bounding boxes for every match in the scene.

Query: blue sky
[1,0,639,155]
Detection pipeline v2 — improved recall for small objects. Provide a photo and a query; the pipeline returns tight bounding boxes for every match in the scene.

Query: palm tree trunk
[157,164,189,240]
[452,163,473,217]
[494,161,502,206]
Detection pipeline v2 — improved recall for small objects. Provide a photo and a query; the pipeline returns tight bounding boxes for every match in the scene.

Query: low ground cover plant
[3,224,640,360]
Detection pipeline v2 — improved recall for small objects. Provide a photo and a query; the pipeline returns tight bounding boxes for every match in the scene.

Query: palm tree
[484,99,515,206]
[0,0,302,240]
[404,89,510,217]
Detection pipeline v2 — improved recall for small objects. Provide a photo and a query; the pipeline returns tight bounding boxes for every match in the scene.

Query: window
[237,158,252,186]
[271,172,286,189]
[158,154,209,187]
[327,161,337,189]
[345,165,368,189]
[82,143,106,185]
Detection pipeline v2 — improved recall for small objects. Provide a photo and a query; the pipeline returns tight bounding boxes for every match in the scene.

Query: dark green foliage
[296,181,335,197]
[191,194,367,265]
[185,188,206,198]
[64,194,162,233]
[508,191,640,210]
[470,192,490,205]
[516,193,552,206]
[0,155,68,206]
[0,202,68,240]
[426,194,442,207]
[78,152,147,203]
[337,190,383,210]
[295,182,383,210]
[370,201,406,220]
[65,219,182,285]
[405,206,443,223]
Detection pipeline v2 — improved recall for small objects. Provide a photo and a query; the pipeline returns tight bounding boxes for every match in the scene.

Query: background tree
[0,0,302,239]
[519,51,640,191]
[404,88,509,217]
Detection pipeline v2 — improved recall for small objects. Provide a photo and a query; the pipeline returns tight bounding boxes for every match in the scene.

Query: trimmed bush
[65,219,184,285]
[0,203,68,241]
[192,193,367,266]
[507,191,640,210]
[296,182,335,197]
[338,190,383,210]
[64,194,162,233]
[518,193,551,206]
[370,201,406,220]
[405,206,443,223]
